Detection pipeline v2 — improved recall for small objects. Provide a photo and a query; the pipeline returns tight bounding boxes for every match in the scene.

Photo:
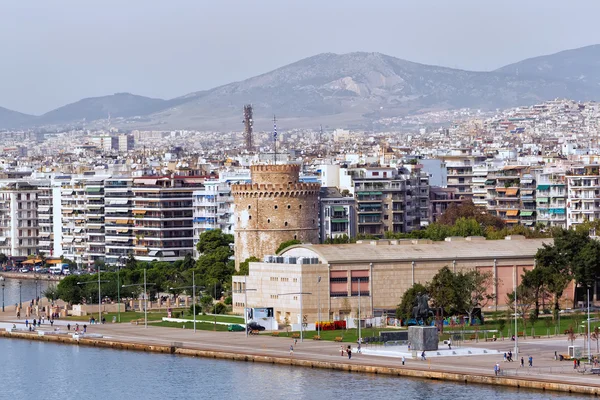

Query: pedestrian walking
[508,351,513,362]
[448,338,452,350]
[503,353,507,362]
[67,323,71,331]
[520,357,524,368]
[357,342,361,354]
[421,351,426,361]
[528,356,533,367]
[407,342,411,351]
[25,319,28,327]
[402,355,406,365]
[289,345,293,356]
[554,351,557,361]
[347,347,352,359]
[340,346,345,356]
[494,363,499,376]
[574,359,578,370]
[83,324,87,333]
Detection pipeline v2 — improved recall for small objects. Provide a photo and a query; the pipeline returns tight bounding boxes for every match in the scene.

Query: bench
[591,368,600,375]
[250,330,260,335]
[312,335,321,340]
[334,336,344,342]
[271,331,280,337]
[291,333,300,339]
[469,335,477,340]
[485,338,495,342]
[532,335,541,339]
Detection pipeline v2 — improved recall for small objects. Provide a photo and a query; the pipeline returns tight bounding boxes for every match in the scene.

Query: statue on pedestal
[412,293,433,323]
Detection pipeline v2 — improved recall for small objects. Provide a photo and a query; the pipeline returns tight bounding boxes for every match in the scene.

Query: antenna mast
[243,104,254,151]
[273,115,278,165]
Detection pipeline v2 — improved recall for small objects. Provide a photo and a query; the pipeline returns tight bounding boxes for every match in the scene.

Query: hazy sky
[1,0,600,115]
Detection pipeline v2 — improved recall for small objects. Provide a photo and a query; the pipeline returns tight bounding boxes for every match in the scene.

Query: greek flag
[273,121,277,139]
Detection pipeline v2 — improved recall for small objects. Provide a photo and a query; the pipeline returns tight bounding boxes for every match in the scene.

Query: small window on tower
[267,219,271,223]
[285,222,288,226]
[274,205,278,210]
[248,205,251,209]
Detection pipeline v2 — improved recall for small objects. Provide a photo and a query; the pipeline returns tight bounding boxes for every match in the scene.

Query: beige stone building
[231,164,320,268]
[232,236,564,326]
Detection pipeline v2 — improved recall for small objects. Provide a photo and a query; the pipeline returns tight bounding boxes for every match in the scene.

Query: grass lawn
[267,328,383,343]
[181,314,244,324]
[151,320,229,331]
[62,311,168,323]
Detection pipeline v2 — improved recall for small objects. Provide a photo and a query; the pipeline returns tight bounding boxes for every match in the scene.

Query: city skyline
[2,0,600,114]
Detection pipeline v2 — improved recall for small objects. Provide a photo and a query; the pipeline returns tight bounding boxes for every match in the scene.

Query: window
[299,205,302,209]
[248,215,252,220]
[284,222,288,226]
[267,219,271,223]
[373,172,379,176]
[274,205,278,210]
[248,205,251,209]
[287,205,291,209]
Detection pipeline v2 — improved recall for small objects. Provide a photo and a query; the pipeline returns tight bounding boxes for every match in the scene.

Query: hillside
[0,106,35,129]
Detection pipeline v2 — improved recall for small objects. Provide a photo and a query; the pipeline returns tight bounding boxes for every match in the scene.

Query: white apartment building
[0,182,39,258]
[536,171,567,229]
[104,177,134,266]
[566,165,600,228]
[192,172,249,257]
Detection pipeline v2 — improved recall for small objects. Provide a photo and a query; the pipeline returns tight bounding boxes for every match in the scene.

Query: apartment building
[104,177,134,266]
[84,178,106,264]
[486,166,537,227]
[536,171,567,228]
[350,166,428,237]
[37,180,54,256]
[319,187,356,242]
[0,182,39,258]
[566,165,600,228]
[132,176,201,262]
[439,151,488,200]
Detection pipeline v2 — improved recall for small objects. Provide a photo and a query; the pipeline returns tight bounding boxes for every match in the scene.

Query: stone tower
[232,164,320,268]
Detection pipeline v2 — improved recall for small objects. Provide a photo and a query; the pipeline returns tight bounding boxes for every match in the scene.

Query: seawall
[0,272,63,281]
[1,330,597,396]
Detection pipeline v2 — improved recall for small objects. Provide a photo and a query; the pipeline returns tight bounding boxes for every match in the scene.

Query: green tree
[427,266,459,316]
[521,267,547,318]
[276,239,301,254]
[0,253,7,266]
[507,283,537,334]
[439,200,505,230]
[195,229,235,297]
[458,269,495,324]
[42,285,59,302]
[56,275,84,304]
[396,283,427,321]
[197,229,234,255]
[236,256,259,276]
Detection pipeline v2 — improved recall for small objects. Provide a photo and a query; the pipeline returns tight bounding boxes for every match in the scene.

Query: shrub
[214,302,228,315]
[224,296,232,305]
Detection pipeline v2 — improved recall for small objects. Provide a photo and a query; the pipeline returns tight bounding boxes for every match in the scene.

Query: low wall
[0,330,597,396]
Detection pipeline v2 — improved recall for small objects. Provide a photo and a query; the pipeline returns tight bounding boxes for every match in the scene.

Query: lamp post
[588,287,592,362]
[117,256,123,323]
[358,278,361,343]
[278,289,312,341]
[170,270,198,332]
[122,268,155,328]
[213,283,224,331]
[317,276,321,339]
[514,273,518,362]
[238,276,257,338]
[77,277,110,322]
[18,280,22,308]
[0,276,5,312]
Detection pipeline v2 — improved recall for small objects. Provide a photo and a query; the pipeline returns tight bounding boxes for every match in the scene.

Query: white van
[49,266,63,275]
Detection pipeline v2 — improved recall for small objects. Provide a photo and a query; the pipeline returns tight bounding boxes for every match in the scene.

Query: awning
[22,259,40,265]
[485,179,496,185]
[86,187,102,193]
[132,210,147,215]
[0,237,6,242]
[505,188,519,196]
[521,179,533,184]
[74,228,82,233]
[116,220,129,224]
[117,229,130,233]
[161,251,176,257]
[333,206,345,212]
[520,190,534,195]
[109,237,130,242]
[148,250,158,256]
[47,259,62,265]
[331,219,348,223]
[134,178,157,185]
[110,199,129,205]
[183,178,204,184]
[495,187,507,192]
[505,219,519,224]
[537,185,550,190]
[62,190,74,195]
[38,206,50,213]
[39,232,51,238]
[74,238,83,243]
[537,197,549,203]
[520,211,534,217]
[506,210,519,216]
[63,210,73,214]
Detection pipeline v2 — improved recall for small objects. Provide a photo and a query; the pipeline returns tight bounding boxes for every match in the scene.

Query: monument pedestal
[408,326,438,351]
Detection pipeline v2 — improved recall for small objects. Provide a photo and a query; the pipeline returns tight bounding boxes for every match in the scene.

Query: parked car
[246,322,265,332]
[19,267,30,273]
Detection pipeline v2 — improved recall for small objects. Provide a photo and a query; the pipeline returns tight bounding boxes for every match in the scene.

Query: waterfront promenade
[0,304,599,395]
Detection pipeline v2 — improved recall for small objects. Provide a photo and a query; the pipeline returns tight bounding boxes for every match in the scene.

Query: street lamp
[122,268,155,328]
[234,276,257,337]
[18,280,22,307]
[170,270,198,332]
[77,277,110,322]
[0,276,5,312]
[117,256,123,323]
[317,276,322,339]
[278,288,312,342]
[213,283,224,331]
[588,287,592,362]
[358,278,362,343]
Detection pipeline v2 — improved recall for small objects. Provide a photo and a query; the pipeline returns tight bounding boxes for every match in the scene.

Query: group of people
[23,317,55,331]
[502,350,514,362]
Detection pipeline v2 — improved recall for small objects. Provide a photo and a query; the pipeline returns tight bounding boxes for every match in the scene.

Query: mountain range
[2,44,600,130]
